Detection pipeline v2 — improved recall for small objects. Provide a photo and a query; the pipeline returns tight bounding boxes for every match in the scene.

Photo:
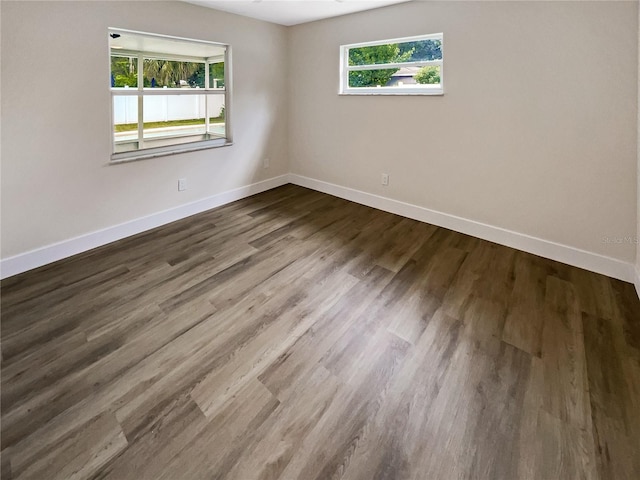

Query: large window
[109,29,231,162]
[340,33,443,95]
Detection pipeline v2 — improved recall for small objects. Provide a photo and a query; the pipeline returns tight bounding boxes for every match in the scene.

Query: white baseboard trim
[289,174,636,284]
[3,172,636,286]
[0,175,290,280]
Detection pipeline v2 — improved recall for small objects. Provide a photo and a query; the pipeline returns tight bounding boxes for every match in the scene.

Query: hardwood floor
[1,184,639,480]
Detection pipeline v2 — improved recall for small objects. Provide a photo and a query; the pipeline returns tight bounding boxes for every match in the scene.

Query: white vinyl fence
[113,94,225,125]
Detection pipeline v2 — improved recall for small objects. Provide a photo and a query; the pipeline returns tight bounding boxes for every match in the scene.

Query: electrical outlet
[263,158,270,169]
[381,173,389,186]
[178,178,187,191]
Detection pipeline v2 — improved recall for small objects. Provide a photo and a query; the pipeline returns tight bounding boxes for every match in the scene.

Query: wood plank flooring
[1,184,639,480]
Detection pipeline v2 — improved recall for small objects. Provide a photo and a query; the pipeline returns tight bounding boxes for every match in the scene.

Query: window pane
[111,56,138,88]
[113,96,139,153]
[349,44,405,67]
[143,94,206,139]
[112,93,226,153]
[397,39,442,62]
[209,61,225,89]
[207,96,225,138]
[349,65,441,88]
[348,68,400,87]
[143,59,206,88]
[348,38,442,67]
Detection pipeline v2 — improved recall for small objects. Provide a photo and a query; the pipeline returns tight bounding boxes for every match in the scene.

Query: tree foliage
[398,39,442,62]
[348,44,412,87]
[414,66,440,85]
[110,57,222,88]
[187,62,225,88]
[111,56,137,87]
[210,62,225,88]
[143,60,204,87]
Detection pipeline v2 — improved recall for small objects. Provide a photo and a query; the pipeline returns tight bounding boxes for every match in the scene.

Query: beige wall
[2,1,638,275]
[1,1,288,258]
[289,1,638,264]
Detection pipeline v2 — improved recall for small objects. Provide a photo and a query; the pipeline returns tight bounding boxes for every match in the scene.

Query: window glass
[113,96,138,153]
[349,65,441,89]
[111,56,137,88]
[109,29,230,161]
[341,34,443,95]
[348,39,442,66]
[207,96,225,137]
[209,62,225,89]
[143,59,206,88]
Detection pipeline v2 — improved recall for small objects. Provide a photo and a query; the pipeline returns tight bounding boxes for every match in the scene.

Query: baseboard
[3,172,636,285]
[0,175,290,280]
[289,174,636,283]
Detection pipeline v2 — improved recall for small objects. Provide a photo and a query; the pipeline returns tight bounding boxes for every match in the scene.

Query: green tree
[414,66,440,85]
[111,56,137,87]
[112,57,221,89]
[143,60,203,87]
[210,62,225,88]
[187,62,224,88]
[399,39,442,62]
[348,44,412,87]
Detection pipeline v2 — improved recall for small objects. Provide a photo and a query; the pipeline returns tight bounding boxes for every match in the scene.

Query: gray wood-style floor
[1,185,639,480]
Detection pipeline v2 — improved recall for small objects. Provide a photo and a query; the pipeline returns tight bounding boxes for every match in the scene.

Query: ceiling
[183,0,411,27]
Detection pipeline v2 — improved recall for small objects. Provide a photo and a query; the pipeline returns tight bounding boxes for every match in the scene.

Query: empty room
[1,0,639,478]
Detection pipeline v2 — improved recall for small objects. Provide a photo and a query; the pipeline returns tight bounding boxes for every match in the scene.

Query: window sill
[339,89,444,96]
[110,138,232,164]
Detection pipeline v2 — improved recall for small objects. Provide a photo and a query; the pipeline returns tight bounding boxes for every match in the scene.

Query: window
[340,33,443,95]
[109,29,231,162]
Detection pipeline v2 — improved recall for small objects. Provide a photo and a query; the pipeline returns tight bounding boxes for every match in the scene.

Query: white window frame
[109,28,232,163]
[339,33,444,96]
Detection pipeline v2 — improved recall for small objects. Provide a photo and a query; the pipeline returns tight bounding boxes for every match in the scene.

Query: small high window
[340,33,443,95]
[109,29,231,162]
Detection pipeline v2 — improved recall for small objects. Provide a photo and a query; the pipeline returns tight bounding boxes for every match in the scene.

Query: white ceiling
[183,0,411,27]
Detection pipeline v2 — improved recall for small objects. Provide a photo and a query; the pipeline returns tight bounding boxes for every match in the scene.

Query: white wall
[289,1,638,266]
[1,1,288,259]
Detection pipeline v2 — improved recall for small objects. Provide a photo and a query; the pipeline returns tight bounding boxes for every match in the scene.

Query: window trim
[339,33,444,96]
[109,28,232,163]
